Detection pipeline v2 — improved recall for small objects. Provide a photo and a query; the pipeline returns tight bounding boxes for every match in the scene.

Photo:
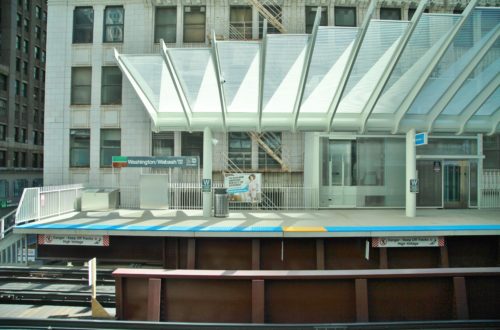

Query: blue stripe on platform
[17,223,283,232]
[19,223,500,233]
[325,225,500,232]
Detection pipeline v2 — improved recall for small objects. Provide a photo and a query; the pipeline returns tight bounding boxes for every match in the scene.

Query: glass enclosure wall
[319,136,406,207]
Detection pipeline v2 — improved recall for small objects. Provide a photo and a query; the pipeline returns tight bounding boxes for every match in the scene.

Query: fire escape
[247,0,287,34]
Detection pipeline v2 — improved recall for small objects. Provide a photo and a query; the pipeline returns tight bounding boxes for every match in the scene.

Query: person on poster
[247,174,258,203]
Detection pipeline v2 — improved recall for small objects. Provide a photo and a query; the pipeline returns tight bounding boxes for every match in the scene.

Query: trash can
[214,188,229,217]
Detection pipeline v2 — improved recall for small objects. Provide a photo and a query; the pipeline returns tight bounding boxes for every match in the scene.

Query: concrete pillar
[203,127,213,217]
[406,129,416,217]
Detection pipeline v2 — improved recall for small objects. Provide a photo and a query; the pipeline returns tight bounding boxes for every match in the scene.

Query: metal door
[443,161,469,208]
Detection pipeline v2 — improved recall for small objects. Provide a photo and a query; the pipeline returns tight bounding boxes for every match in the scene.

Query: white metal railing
[482,169,500,208]
[15,184,85,224]
[0,210,16,240]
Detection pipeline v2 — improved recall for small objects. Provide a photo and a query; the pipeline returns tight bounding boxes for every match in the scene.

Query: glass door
[443,160,469,208]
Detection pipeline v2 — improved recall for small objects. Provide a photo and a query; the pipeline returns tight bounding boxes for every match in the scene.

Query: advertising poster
[224,173,262,203]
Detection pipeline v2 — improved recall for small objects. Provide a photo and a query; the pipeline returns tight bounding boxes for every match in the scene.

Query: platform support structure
[203,127,213,217]
[406,129,417,217]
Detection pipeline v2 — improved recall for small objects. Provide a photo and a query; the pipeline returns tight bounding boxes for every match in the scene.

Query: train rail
[0,318,499,330]
[0,266,115,307]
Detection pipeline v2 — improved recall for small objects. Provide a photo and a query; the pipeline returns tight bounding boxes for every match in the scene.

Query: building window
[35,25,41,39]
[0,75,6,91]
[23,39,29,53]
[16,58,21,71]
[22,61,28,75]
[23,0,29,12]
[408,7,428,21]
[155,7,177,43]
[33,66,39,80]
[305,6,327,33]
[380,8,401,20]
[0,124,6,140]
[16,36,21,50]
[14,179,28,197]
[152,132,174,156]
[229,6,252,40]
[183,6,205,43]
[103,6,124,43]
[17,14,22,28]
[484,134,500,169]
[101,67,122,105]
[181,132,203,165]
[24,18,29,32]
[15,80,20,95]
[34,46,40,59]
[73,7,94,43]
[70,129,90,167]
[258,132,282,170]
[71,67,92,105]
[41,50,45,63]
[0,100,6,117]
[100,129,120,167]
[32,153,38,168]
[0,179,7,198]
[335,7,356,27]
[33,178,43,187]
[259,5,281,37]
[228,132,252,169]
[35,6,41,19]
[0,150,6,167]
[22,82,27,97]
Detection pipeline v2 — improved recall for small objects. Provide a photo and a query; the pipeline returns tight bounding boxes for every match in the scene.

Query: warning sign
[372,236,444,248]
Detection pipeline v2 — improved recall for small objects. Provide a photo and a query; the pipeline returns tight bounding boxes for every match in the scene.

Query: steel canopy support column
[257,20,268,132]
[406,129,417,218]
[292,7,321,131]
[326,0,377,132]
[359,0,428,134]
[392,0,479,134]
[203,127,213,217]
[211,31,228,132]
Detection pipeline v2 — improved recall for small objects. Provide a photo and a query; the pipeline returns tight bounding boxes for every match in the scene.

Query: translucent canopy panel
[119,54,164,111]
[373,14,460,114]
[442,53,500,116]
[217,41,260,113]
[300,27,357,114]
[263,34,309,113]
[409,8,500,115]
[118,54,183,115]
[337,20,408,114]
[476,88,500,116]
[168,49,221,113]
[114,6,499,134]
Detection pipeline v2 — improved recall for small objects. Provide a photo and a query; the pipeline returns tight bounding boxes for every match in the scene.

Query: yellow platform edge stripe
[282,226,327,232]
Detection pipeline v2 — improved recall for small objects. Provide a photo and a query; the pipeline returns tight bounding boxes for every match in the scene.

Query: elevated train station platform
[15,209,500,238]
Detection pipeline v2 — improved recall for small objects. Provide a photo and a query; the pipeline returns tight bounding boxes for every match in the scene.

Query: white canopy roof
[115,3,500,135]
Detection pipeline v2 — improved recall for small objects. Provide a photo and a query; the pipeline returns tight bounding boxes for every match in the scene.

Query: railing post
[37,187,41,221]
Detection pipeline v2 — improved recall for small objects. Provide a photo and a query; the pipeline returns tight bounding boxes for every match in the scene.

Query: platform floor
[14,208,500,237]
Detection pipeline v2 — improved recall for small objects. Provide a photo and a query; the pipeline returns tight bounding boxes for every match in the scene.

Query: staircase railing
[249,132,289,171]
[247,0,286,33]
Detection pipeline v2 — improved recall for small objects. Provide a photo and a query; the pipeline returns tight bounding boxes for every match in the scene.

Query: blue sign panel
[415,133,428,146]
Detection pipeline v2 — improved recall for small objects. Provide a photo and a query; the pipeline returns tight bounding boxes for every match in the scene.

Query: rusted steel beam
[440,246,450,268]
[252,239,260,270]
[379,248,388,269]
[355,279,369,322]
[147,278,161,321]
[453,276,469,320]
[252,280,265,323]
[316,239,325,270]
[115,277,123,320]
[113,267,500,280]
[187,238,196,269]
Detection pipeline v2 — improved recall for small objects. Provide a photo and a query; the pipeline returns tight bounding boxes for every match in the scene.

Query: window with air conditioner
[183,6,205,43]
[104,6,124,43]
